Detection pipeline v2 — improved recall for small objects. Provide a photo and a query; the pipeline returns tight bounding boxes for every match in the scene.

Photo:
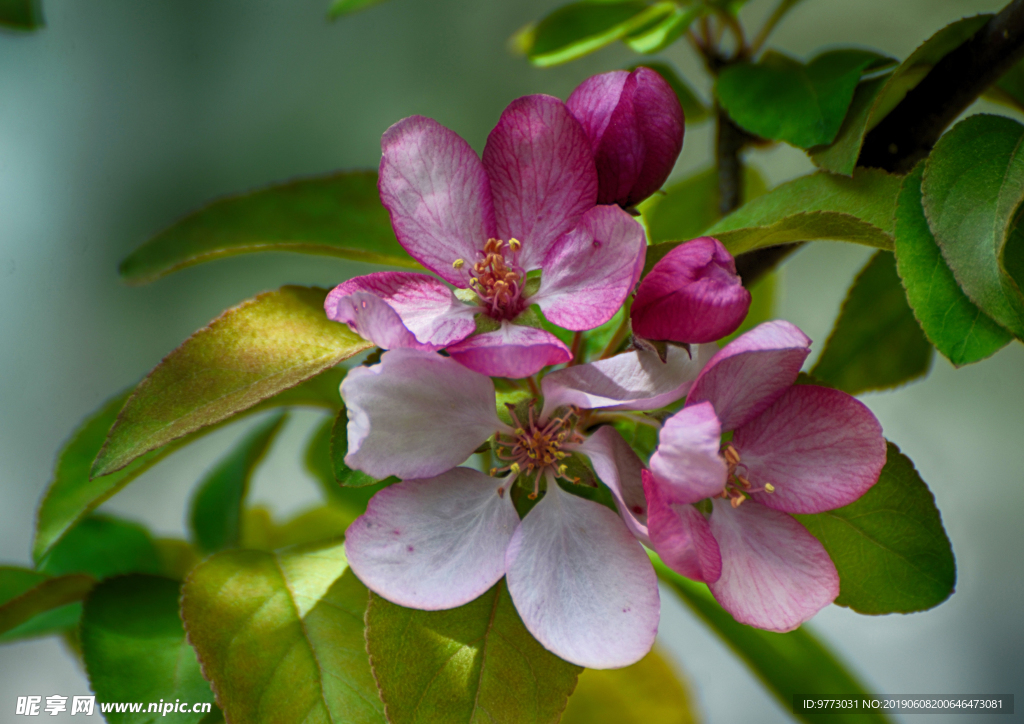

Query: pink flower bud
[631,237,751,344]
[567,67,684,208]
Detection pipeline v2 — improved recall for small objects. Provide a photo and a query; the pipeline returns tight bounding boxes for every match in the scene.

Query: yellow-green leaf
[92,286,372,477]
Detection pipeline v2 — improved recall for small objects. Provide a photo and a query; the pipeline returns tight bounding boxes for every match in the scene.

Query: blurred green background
[1,0,1021,721]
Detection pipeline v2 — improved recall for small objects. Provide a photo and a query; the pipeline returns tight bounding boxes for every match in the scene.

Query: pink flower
[642,321,887,631]
[340,344,714,667]
[325,94,647,379]
[567,67,685,208]
[631,237,751,344]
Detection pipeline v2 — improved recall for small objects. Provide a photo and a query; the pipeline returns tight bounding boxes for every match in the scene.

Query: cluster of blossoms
[325,68,887,668]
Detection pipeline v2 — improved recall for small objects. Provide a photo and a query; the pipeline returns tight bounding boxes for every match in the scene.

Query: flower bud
[567,67,684,208]
[631,237,750,344]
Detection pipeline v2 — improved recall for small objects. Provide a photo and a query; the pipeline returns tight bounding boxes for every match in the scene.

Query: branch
[859,0,1024,173]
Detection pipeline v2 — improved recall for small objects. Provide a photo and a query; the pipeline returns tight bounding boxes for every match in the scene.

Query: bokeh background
[1,0,1021,721]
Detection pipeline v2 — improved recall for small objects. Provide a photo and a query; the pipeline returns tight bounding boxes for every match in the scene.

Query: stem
[599,311,632,360]
[568,330,584,366]
[749,0,799,57]
[716,107,749,217]
[859,0,1024,173]
[526,375,540,398]
[714,9,748,58]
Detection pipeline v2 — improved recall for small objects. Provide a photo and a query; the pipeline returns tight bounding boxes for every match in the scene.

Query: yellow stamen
[508,238,521,252]
[510,462,521,475]
[453,258,465,269]
[764,483,775,493]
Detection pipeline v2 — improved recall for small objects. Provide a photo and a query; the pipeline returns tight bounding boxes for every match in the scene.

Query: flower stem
[568,330,584,366]
[599,302,633,360]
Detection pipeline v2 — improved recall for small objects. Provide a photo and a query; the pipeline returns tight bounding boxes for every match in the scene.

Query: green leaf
[651,554,892,724]
[189,412,288,554]
[241,506,352,551]
[561,647,697,724]
[895,163,1011,365]
[517,1,677,68]
[922,114,1024,339]
[93,286,372,478]
[119,172,414,284]
[623,4,707,55]
[327,0,388,18]
[34,368,345,564]
[628,62,710,125]
[811,15,991,175]
[39,514,162,580]
[182,541,384,723]
[717,50,891,149]
[811,251,932,394]
[641,164,768,246]
[705,168,899,255]
[795,442,955,614]
[0,0,43,30]
[81,575,216,724]
[366,580,581,724]
[0,571,94,639]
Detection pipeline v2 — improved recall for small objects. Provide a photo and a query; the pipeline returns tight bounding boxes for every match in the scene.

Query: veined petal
[505,482,660,668]
[345,468,519,610]
[631,237,750,344]
[379,115,496,285]
[649,402,728,504]
[532,205,647,331]
[687,320,811,431]
[735,385,886,514]
[447,322,571,379]
[628,67,685,207]
[482,95,598,270]
[327,291,437,351]
[541,343,715,415]
[574,425,650,546]
[708,499,839,632]
[566,71,630,154]
[643,471,722,583]
[326,271,477,348]
[341,348,504,479]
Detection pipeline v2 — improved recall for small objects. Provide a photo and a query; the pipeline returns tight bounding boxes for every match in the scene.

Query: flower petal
[687,320,811,431]
[505,482,660,668]
[574,425,650,545]
[627,67,685,207]
[631,237,750,344]
[326,271,477,348]
[649,402,728,504]
[346,468,519,610]
[446,322,571,379]
[541,343,716,415]
[708,498,839,632]
[341,348,503,479]
[482,95,598,270]
[379,115,496,285]
[326,291,436,351]
[643,470,722,583]
[532,205,647,331]
[735,385,886,514]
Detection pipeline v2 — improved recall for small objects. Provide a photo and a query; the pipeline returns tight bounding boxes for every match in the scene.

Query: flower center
[719,444,775,508]
[454,238,525,319]
[493,400,583,498]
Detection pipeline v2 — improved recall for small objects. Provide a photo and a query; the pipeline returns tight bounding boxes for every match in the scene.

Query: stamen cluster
[462,238,524,318]
[494,401,583,498]
[720,443,774,508]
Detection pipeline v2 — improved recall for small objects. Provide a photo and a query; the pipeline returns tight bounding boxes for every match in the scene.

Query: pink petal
[446,322,571,379]
[566,71,630,155]
[631,237,750,344]
[532,205,647,331]
[327,291,437,351]
[574,425,650,546]
[541,343,716,415]
[379,115,496,285]
[708,499,839,632]
[649,402,728,504]
[505,482,660,668]
[687,320,811,431]
[482,95,598,270]
[345,468,519,610]
[341,348,504,480]
[734,385,886,514]
[628,67,686,206]
[643,471,722,583]
[326,272,478,348]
